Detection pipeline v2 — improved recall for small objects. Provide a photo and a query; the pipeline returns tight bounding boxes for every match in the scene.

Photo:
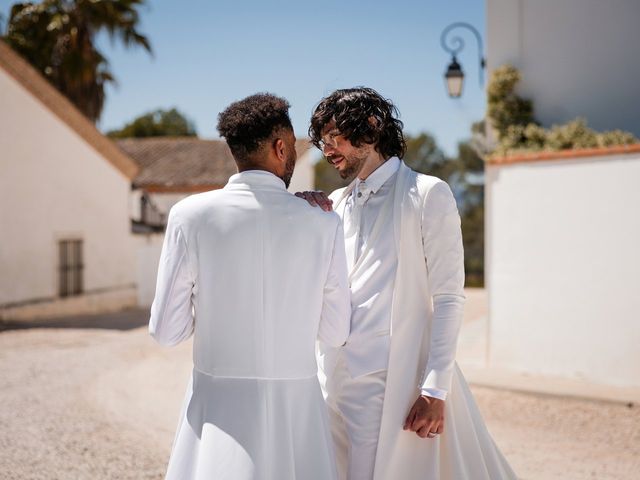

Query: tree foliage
[107,108,197,138]
[3,0,151,122]
[487,65,638,156]
[452,140,484,287]
[404,133,454,181]
[486,65,534,142]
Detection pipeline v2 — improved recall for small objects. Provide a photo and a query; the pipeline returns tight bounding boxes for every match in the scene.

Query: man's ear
[273,137,286,162]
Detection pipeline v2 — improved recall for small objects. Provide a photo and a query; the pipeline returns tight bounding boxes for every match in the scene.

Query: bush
[486,65,638,156]
[486,65,535,142]
[546,118,598,150]
[598,130,638,147]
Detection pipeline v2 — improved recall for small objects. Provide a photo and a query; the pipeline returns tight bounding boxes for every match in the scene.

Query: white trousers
[324,351,387,480]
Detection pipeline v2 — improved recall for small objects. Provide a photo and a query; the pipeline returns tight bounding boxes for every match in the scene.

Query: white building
[0,41,139,320]
[487,0,640,137]
[485,147,640,390]
[484,1,640,393]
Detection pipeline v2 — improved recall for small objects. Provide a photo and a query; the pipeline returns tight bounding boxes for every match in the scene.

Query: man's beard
[331,151,368,180]
[281,152,296,188]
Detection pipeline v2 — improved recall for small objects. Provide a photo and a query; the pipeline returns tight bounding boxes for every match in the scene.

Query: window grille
[59,239,83,297]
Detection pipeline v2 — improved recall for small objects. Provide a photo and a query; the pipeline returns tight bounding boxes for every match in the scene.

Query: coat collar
[392,161,413,248]
[226,170,287,190]
[334,158,407,207]
[355,156,400,195]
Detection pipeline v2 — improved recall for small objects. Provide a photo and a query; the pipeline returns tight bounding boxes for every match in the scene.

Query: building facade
[485,147,640,389]
[0,42,138,320]
[487,0,640,137]
[484,1,640,392]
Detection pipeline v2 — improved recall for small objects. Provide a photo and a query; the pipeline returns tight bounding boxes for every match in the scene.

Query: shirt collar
[355,156,400,194]
[226,170,287,190]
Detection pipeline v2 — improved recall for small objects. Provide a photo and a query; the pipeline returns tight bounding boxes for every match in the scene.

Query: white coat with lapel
[330,162,517,480]
[150,171,352,480]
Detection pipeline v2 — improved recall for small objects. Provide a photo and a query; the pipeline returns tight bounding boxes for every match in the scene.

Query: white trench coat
[333,162,517,480]
[149,171,351,480]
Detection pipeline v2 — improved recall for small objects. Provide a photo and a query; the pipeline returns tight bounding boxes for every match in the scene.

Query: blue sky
[1,0,486,155]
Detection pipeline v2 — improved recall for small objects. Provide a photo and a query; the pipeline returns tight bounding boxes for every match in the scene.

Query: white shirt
[339,158,462,400]
[341,157,399,379]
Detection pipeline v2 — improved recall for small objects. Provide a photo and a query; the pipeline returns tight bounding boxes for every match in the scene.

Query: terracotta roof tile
[118,137,312,190]
[488,144,640,165]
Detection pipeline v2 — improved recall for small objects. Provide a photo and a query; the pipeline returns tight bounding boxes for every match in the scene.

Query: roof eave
[487,143,640,166]
[0,41,139,180]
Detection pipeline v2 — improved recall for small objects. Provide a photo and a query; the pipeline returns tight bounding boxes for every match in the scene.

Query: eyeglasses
[318,129,342,149]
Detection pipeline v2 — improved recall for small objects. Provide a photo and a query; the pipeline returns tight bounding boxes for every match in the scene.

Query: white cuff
[421,387,448,401]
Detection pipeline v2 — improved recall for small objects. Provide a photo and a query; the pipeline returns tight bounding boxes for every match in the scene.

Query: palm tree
[3,0,151,122]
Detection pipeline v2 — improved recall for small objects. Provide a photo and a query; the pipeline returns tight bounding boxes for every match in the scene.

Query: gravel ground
[1,309,639,480]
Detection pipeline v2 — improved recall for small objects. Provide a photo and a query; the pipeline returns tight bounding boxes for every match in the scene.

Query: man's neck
[357,153,389,180]
[238,164,268,173]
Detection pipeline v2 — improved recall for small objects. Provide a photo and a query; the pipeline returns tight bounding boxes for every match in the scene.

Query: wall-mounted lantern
[440,22,486,98]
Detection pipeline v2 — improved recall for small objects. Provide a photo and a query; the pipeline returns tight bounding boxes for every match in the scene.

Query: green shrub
[546,119,598,150]
[598,130,638,147]
[486,65,638,156]
[486,65,534,142]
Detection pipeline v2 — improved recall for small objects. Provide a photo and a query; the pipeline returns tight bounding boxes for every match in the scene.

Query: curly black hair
[309,87,406,159]
[217,93,293,163]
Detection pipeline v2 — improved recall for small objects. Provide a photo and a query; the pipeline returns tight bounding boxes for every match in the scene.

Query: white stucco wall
[131,189,185,223]
[148,192,190,216]
[0,67,136,315]
[133,233,164,308]
[487,0,640,137]
[485,153,640,388]
[288,149,316,193]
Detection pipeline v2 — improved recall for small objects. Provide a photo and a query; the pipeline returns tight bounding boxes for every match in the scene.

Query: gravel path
[1,309,638,480]
[0,324,167,480]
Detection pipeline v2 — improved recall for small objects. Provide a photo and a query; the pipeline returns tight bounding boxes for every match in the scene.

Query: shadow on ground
[0,308,150,332]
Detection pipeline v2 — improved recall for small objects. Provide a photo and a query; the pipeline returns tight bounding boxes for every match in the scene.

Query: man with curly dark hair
[302,87,516,480]
[149,93,351,480]
[308,87,407,180]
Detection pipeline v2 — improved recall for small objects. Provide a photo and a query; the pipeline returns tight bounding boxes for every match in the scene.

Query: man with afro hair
[149,93,351,480]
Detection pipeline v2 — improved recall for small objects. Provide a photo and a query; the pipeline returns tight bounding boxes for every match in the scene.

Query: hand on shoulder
[294,190,334,212]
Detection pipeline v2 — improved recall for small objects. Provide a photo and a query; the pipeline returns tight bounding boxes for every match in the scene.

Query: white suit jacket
[329,162,465,395]
[148,170,353,480]
[150,170,351,379]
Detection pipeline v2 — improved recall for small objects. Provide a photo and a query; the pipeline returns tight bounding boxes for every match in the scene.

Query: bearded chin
[339,169,352,180]
[339,159,362,180]
[282,154,296,188]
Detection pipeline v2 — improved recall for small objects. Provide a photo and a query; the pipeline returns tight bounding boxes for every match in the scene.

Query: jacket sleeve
[149,207,196,346]
[419,181,466,399]
[318,217,351,347]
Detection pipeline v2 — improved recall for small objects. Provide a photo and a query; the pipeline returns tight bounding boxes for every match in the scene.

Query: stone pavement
[0,303,639,479]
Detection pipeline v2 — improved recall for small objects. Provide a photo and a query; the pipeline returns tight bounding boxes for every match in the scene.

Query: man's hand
[403,395,445,439]
[294,191,333,212]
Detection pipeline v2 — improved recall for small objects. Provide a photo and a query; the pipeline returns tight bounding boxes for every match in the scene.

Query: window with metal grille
[58,239,84,297]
